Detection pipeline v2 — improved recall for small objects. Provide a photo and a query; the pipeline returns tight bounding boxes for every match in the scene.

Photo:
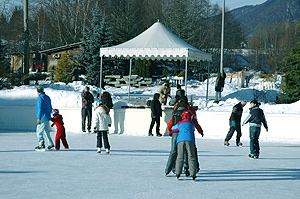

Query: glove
[231,121,236,128]
[201,133,204,137]
[51,123,54,127]
[108,124,111,127]
[266,128,268,132]
[169,133,172,137]
[37,119,41,124]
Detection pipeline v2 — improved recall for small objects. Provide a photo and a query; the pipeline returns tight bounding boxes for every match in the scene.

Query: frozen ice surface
[1,130,299,199]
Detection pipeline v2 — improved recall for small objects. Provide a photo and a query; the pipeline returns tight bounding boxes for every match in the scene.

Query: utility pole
[220,0,225,77]
[24,0,29,84]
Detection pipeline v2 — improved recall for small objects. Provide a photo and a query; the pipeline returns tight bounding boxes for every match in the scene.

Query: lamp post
[220,0,225,77]
[24,0,29,84]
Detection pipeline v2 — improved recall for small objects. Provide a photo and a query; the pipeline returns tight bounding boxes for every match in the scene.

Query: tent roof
[100,21,212,61]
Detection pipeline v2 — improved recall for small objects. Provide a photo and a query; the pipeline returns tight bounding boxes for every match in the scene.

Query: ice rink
[1,130,300,199]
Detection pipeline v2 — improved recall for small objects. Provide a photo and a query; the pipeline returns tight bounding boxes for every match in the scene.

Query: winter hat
[53,109,59,116]
[37,86,44,93]
[250,99,261,106]
[182,111,192,120]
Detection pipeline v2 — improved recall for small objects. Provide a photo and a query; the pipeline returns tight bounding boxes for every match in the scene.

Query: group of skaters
[34,82,268,180]
[149,82,268,180]
[34,85,113,154]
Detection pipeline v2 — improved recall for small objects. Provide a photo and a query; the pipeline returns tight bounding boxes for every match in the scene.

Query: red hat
[182,111,192,120]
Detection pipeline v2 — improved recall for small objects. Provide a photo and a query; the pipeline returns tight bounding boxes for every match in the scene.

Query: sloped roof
[100,22,211,61]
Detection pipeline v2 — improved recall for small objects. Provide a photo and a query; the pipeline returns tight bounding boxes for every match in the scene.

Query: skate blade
[35,149,46,151]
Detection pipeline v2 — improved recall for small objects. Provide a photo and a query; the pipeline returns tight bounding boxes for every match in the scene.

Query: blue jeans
[36,121,54,146]
[249,126,261,156]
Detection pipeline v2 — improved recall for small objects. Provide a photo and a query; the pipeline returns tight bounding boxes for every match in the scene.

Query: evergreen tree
[77,10,114,86]
[133,59,152,78]
[55,53,73,84]
[276,45,300,103]
[0,40,11,89]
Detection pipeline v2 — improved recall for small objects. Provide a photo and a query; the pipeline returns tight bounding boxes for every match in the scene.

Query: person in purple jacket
[171,111,197,180]
[35,86,54,150]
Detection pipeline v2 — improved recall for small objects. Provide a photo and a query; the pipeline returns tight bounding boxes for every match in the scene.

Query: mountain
[230,0,300,36]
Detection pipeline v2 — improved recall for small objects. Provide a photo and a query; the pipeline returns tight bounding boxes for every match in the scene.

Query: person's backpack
[172,107,188,126]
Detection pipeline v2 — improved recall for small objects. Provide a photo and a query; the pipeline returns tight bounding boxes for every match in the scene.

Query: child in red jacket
[51,109,69,150]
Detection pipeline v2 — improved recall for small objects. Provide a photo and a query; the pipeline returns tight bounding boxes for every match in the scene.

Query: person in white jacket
[93,102,112,154]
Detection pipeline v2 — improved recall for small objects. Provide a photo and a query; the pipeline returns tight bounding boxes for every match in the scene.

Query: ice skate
[106,148,110,154]
[224,141,230,146]
[47,145,54,150]
[192,175,197,180]
[97,148,101,153]
[35,141,45,151]
[248,154,255,158]
[236,142,243,147]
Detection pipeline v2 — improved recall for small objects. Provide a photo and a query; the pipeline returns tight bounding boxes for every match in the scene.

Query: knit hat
[53,109,59,116]
[37,86,44,93]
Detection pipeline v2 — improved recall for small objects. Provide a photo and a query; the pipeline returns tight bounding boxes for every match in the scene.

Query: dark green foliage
[77,10,114,86]
[55,53,73,84]
[133,59,152,78]
[276,45,300,104]
[21,73,48,84]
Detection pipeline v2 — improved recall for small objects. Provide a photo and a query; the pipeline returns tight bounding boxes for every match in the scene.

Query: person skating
[148,93,162,136]
[224,100,247,146]
[242,99,268,159]
[172,111,198,180]
[51,109,69,150]
[165,101,189,176]
[35,86,55,150]
[93,101,112,154]
[81,86,94,133]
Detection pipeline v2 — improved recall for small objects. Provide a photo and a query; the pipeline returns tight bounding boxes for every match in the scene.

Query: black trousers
[148,117,160,135]
[225,121,242,144]
[97,131,110,149]
[82,108,92,131]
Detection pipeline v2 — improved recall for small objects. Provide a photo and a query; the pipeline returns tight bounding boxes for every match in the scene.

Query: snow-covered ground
[0,131,299,199]
[0,76,299,114]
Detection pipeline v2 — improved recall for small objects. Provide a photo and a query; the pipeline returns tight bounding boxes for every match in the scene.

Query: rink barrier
[1,106,300,142]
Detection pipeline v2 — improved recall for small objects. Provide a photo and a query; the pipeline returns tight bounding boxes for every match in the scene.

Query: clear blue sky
[211,0,267,10]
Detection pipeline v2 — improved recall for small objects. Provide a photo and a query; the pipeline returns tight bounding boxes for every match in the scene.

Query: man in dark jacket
[224,100,247,146]
[242,99,268,159]
[81,86,94,133]
[148,93,162,136]
[214,71,226,103]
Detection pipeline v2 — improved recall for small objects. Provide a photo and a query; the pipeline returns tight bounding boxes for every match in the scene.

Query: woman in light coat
[93,102,112,154]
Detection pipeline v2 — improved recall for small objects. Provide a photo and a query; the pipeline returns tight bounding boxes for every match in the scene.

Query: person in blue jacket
[35,86,54,150]
[172,111,197,180]
[242,99,268,159]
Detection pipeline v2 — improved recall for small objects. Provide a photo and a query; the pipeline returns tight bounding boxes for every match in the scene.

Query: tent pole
[128,58,133,102]
[185,56,188,93]
[206,61,210,107]
[100,56,103,95]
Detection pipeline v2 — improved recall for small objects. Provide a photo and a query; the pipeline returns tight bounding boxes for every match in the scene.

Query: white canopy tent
[100,21,212,102]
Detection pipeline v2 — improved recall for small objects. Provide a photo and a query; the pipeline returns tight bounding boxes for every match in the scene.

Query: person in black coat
[148,93,162,136]
[214,71,226,103]
[224,100,247,146]
[242,99,268,159]
[101,91,113,110]
[81,86,94,133]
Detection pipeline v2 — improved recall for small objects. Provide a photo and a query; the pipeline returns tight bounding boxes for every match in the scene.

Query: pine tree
[55,53,73,83]
[77,10,114,86]
[0,40,11,89]
[276,45,300,103]
[133,59,152,78]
